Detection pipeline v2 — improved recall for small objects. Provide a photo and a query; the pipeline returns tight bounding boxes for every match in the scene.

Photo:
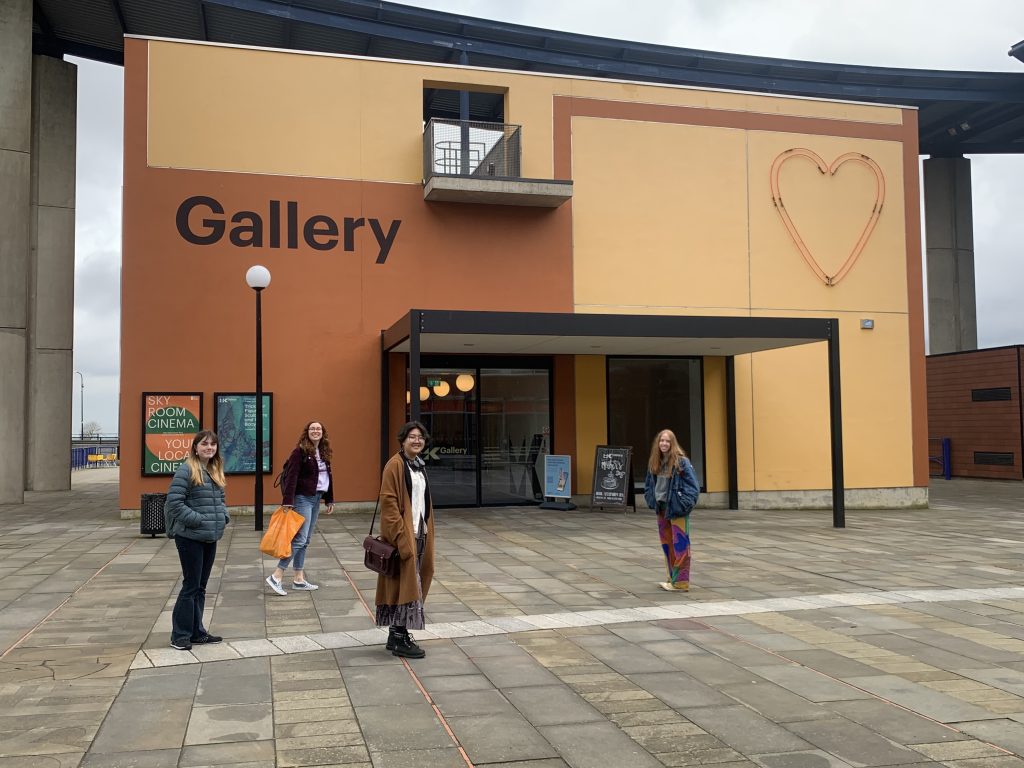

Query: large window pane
[417,368,477,507]
[608,358,704,487]
[480,368,549,505]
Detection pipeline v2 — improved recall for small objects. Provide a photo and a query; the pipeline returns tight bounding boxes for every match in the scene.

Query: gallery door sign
[175,196,402,263]
[142,392,203,476]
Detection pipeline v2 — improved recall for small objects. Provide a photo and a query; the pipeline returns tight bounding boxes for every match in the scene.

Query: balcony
[422,118,572,208]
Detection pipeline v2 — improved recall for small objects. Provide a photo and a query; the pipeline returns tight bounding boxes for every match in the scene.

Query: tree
[83,421,103,438]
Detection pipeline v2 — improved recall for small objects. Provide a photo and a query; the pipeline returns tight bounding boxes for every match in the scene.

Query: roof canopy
[35,0,1024,156]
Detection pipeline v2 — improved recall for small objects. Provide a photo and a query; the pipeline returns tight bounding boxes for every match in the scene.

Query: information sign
[214,393,273,474]
[543,455,572,499]
[591,445,635,511]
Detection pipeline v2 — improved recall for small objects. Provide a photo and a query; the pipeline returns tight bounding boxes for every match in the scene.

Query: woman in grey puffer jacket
[164,430,230,650]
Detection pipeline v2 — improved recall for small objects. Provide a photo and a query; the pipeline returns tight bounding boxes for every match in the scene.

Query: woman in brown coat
[374,421,435,659]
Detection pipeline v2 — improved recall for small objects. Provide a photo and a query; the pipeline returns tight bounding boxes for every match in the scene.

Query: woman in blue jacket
[164,430,229,650]
[644,429,700,592]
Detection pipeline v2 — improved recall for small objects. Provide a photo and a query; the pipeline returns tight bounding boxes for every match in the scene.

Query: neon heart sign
[770,148,885,287]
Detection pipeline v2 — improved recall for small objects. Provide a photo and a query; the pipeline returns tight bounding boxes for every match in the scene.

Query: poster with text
[544,455,572,499]
[142,393,203,476]
[214,393,272,474]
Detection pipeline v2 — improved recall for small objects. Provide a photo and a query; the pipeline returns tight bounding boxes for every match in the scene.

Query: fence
[71,444,119,470]
[423,118,522,180]
[928,437,951,480]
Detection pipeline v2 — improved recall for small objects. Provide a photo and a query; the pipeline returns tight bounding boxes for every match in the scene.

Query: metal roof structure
[32,0,1024,156]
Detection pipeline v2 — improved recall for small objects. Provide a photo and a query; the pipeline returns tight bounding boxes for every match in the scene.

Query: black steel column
[459,50,470,176]
[725,357,738,510]
[254,288,264,531]
[381,332,389,471]
[409,311,421,425]
[827,319,846,528]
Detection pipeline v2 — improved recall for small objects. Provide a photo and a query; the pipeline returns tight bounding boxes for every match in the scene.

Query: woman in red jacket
[265,421,334,595]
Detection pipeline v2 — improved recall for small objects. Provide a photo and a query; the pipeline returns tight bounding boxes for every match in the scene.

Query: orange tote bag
[259,506,305,560]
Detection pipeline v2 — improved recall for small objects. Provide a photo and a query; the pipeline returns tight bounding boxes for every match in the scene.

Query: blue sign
[544,455,572,499]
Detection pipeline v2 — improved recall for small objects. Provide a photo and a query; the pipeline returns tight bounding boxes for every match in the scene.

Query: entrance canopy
[381,310,846,526]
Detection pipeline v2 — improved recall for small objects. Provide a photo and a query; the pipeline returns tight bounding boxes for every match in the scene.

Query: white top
[315,450,330,492]
[410,469,427,536]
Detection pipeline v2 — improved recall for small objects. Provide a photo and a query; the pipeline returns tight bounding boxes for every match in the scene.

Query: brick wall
[927,346,1023,480]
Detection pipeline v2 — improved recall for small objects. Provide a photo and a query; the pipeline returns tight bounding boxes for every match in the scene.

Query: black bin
[141,493,167,537]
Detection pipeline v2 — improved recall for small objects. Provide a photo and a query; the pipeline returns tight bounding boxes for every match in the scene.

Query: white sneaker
[265,574,287,596]
[292,581,319,591]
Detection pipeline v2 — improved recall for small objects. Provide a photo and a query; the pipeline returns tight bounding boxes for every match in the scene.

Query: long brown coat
[374,452,435,609]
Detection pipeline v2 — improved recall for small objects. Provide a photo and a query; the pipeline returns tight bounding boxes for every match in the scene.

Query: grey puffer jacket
[164,462,230,542]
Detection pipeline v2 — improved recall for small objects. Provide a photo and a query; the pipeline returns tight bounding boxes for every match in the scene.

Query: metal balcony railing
[424,118,521,180]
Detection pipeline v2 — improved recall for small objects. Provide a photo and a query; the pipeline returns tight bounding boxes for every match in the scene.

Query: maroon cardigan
[280,446,334,506]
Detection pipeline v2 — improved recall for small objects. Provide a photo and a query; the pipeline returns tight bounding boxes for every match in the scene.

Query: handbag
[363,496,399,577]
[259,506,305,559]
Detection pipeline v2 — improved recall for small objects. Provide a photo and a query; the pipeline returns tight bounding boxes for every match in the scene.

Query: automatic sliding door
[413,362,551,507]
[480,368,549,506]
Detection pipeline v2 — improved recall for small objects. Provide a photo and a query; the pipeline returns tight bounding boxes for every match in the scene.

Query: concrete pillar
[0,0,32,504]
[26,55,76,491]
[924,156,978,354]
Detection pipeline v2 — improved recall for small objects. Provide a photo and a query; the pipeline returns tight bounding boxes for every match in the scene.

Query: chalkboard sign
[591,446,635,511]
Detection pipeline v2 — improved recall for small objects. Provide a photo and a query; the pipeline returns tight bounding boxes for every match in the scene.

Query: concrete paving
[2,469,1024,767]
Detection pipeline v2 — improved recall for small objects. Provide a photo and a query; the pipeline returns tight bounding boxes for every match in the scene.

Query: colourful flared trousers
[656,509,690,588]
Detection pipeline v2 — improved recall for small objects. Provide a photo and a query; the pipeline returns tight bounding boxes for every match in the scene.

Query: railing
[71,444,120,470]
[423,118,521,180]
[928,437,951,480]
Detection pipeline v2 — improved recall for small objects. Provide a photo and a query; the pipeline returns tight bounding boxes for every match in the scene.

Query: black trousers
[171,536,216,644]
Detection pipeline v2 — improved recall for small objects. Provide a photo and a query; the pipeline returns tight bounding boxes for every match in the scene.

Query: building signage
[591,446,635,511]
[175,196,402,263]
[214,393,273,474]
[142,392,203,476]
[543,455,572,499]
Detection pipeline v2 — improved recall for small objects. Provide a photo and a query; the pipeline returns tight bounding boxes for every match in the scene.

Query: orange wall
[119,40,573,508]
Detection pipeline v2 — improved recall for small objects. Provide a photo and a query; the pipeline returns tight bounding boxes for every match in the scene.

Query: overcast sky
[71,0,1024,433]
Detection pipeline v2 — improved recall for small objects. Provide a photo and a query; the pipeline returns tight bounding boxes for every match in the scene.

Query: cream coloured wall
[145,39,904,184]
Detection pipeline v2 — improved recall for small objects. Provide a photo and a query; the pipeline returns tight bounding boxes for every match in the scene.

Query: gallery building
[116,33,929,516]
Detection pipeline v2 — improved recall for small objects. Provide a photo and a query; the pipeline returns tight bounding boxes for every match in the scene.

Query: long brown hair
[647,428,687,475]
[297,420,332,462]
[185,430,226,488]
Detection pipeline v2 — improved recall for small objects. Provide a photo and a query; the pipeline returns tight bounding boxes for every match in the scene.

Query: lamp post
[245,265,271,531]
[74,370,84,440]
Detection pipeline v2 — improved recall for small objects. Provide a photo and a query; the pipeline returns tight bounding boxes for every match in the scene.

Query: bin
[141,493,167,537]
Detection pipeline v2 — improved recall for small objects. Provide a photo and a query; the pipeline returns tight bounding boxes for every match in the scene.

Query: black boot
[386,626,401,652]
[391,629,425,659]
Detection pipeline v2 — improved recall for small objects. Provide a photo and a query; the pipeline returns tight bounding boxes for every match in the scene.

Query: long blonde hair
[185,430,226,488]
[647,429,687,475]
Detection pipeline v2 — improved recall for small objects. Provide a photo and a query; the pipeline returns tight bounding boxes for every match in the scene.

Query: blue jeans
[278,492,321,572]
[171,536,216,644]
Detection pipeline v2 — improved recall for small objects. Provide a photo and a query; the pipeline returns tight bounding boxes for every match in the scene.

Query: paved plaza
[2,471,1024,767]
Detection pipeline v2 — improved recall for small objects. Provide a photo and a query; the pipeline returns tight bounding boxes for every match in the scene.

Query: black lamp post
[245,265,271,531]
[74,370,84,440]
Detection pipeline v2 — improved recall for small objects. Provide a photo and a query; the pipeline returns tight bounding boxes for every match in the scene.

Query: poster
[544,455,572,499]
[591,446,634,509]
[214,393,272,474]
[141,393,203,475]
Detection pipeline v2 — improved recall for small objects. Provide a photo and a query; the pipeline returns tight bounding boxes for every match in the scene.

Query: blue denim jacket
[644,458,700,518]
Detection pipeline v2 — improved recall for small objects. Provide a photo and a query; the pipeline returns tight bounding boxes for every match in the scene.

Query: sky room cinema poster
[142,393,203,475]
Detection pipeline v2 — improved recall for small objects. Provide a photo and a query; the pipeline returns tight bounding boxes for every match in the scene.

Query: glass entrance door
[414,361,550,507]
[480,368,549,506]
[416,368,478,507]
